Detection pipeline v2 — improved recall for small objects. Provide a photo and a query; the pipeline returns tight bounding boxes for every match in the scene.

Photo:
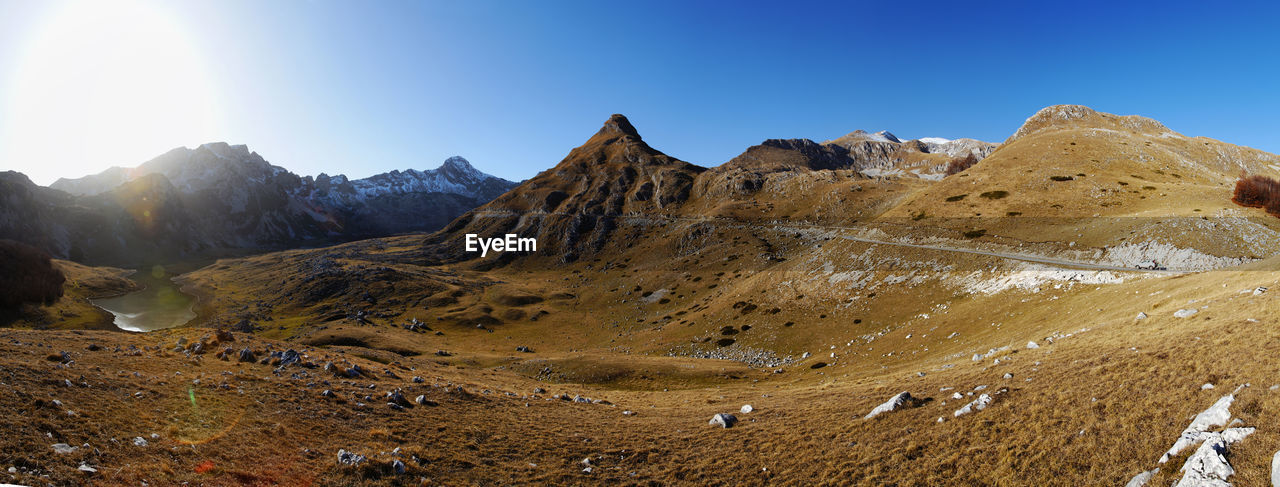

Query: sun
[1,0,222,185]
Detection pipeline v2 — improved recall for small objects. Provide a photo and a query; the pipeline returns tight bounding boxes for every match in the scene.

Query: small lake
[92,265,196,332]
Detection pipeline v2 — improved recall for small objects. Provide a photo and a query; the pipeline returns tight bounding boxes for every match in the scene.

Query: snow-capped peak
[917,137,951,145]
[874,131,901,143]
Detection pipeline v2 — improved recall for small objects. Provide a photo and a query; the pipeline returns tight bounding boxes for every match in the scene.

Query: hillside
[9,105,1280,485]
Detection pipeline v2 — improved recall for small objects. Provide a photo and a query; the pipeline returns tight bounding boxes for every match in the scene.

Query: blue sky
[2,0,1279,185]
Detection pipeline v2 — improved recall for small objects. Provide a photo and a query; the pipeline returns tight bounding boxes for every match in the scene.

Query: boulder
[740,404,754,414]
[238,348,256,363]
[865,392,913,419]
[709,413,738,428]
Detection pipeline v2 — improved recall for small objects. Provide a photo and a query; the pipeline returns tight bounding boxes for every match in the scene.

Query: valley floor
[6,262,1280,487]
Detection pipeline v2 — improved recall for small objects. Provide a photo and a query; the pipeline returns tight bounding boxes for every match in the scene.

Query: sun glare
[2,0,222,185]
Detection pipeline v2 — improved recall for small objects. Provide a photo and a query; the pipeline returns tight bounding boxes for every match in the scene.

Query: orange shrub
[945,153,979,175]
[1232,174,1280,215]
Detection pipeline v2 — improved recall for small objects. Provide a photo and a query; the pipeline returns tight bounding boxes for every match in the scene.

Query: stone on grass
[1174,309,1198,318]
[1176,428,1254,486]
[864,392,913,419]
[709,413,738,428]
[337,449,366,466]
[740,404,754,414]
[1270,449,1280,487]
[1125,468,1158,487]
[1026,341,1039,349]
[1160,392,1238,463]
[953,394,992,417]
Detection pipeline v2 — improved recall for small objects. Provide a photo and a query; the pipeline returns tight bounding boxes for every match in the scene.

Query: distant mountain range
[0,143,518,265]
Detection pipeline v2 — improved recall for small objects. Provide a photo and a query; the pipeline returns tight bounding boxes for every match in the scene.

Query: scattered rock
[1003,373,1014,379]
[1201,383,1214,390]
[238,348,256,363]
[516,346,534,353]
[133,437,148,447]
[709,413,738,428]
[1136,312,1148,320]
[391,459,406,475]
[953,394,992,417]
[78,463,97,474]
[1026,341,1039,349]
[1174,309,1198,318]
[276,349,301,369]
[740,404,754,414]
[337,449,366,466]
[52,443,77,454]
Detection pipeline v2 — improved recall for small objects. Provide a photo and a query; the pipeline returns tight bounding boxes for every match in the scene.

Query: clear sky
[2,0,1279,185]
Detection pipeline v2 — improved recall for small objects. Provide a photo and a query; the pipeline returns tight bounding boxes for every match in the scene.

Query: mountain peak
[437,156,485,182]
[828,129,901,145]
[596,114,641,139]
[441,156,475,171]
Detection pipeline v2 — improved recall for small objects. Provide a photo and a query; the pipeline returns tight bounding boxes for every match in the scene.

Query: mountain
[76,105,1280,486]
[5,144,518,265]
[426,114,706,263]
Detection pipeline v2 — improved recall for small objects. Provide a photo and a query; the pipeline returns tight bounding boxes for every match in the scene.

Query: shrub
[945,153,979,175]
[1050,175,1074,181]
[945,194,967,202]
[0,240,65,309]
[979,190,1010,199]
[963,229,987,239]
[1232,174,1280,215]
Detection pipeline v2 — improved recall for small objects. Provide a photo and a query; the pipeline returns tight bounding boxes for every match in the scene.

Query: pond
[91,265,196,332]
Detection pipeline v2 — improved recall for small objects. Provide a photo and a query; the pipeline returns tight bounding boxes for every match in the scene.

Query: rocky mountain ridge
[4,145,518,265]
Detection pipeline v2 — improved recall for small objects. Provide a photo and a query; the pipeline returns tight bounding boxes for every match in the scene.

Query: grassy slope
[1,260,141,330]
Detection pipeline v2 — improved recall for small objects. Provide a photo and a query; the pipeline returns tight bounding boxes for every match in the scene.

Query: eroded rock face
[1176,428,1254,487]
